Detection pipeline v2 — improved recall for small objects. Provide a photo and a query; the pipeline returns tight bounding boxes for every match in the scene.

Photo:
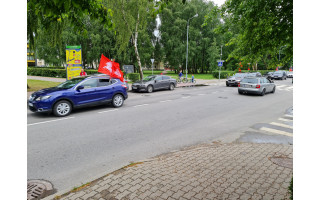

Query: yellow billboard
[66,45,82,80]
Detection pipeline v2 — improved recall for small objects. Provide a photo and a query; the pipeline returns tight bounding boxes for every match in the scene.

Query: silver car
[238,77,276,96]
[132,75,177,93]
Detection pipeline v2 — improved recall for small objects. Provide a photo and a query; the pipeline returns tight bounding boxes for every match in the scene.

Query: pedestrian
[179,70,183,81]
[191,74,194,83]
[80,68,87,76]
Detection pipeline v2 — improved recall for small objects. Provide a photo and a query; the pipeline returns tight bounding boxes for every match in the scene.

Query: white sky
[207,0,226,7]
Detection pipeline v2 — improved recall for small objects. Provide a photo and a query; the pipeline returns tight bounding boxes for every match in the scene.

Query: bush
[212,71,234,79]
[289,177,293,200]
[27,67,99,78]
[128,73,140,82]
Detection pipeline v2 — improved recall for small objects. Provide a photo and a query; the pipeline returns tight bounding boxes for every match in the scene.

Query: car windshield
[274,72,282,75]
[242,78,259,84]
[143,76,156,81]
[56,77,86,89]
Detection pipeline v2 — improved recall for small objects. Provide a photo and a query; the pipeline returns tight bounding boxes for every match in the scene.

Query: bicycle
[177,77,187,83]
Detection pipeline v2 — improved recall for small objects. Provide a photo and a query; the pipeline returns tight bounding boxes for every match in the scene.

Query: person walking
[191,74,194,83]
[80,68,87,76]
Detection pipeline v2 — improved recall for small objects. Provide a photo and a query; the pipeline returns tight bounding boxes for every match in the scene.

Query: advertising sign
[66,45,82,80]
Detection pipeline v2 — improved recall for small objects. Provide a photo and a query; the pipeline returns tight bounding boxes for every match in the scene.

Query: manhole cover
[27,180,55,200]
[269,157,293,169]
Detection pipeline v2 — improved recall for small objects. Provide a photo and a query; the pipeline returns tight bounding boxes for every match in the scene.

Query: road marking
[27,117,75,126]
[181,96,191,99]
[260,127,293,137]
[198,94,206,96]
[98,109,118,114]
[270,122,293,129]
[284,114,293,118]
[279,117,292,122]
[133,104,149,107]
[160,100,172,103]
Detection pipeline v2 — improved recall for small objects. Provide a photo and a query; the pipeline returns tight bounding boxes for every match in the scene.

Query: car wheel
[112,94,124,108]
[260,88,266,96]
[147,85,153,93]
[169,83,175,90]
[271,86,276,93]
[226,82,229,87]
[238,90,243,95]
[53,100,72,117]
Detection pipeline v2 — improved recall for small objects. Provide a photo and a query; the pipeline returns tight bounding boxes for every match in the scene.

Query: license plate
[29,103,33,107]
[132,86,137,89]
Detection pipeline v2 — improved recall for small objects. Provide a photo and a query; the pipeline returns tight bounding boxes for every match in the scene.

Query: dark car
[271,71,287,80]
[132,75,176,93]
[263,72,273,79]
[28,75,128,117]
[226,73,248,87]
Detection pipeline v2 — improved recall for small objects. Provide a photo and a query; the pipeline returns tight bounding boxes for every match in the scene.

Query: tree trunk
[133,13,143,80]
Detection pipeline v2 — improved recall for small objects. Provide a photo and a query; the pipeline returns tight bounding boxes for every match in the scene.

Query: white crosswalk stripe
[270,122,293,129]
[260,127,293,137]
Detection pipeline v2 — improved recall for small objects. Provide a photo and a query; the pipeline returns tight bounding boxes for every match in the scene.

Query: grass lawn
[27,79,60,92]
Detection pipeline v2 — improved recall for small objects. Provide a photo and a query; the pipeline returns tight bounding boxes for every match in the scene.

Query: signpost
[66,45,82,80]
[151,59,155,75]
[217,59,224,81]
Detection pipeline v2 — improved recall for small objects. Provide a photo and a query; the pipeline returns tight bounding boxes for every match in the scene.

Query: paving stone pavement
[55,143,292,200]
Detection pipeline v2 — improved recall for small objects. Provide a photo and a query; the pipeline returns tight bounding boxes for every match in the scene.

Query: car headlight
[35,95,51,101]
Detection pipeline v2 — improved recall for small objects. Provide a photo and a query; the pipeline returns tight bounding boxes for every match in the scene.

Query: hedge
[27,67,98,78]
[212,71,234,79]
[128,73,140,82]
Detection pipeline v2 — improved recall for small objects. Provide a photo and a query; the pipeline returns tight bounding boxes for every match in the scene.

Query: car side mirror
[76,85,84,91]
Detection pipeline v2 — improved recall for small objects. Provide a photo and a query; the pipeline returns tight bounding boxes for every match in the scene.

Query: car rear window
[242,78,258,84]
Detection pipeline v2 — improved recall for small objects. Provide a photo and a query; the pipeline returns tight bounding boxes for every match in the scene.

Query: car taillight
[256,85,261,88]
[125,81,128,83]
[238,83,240,87]
[121,84,127,88]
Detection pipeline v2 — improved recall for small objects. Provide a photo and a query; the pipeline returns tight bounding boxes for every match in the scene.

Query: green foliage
[212,71,234,79]
[128,73,140,82]
[207,0,292,67]
[289,177,293,200]
[27,67,98,78]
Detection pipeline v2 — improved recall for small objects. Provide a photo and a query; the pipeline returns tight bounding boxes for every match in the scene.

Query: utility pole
[186,14,198,79]
[219,45,222,81]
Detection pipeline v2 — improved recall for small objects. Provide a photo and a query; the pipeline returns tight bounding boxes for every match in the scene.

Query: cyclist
[178,70,183,82]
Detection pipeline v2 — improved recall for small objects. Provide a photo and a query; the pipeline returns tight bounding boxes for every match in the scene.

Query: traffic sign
[218,62,223,67]
[150,59,154,64]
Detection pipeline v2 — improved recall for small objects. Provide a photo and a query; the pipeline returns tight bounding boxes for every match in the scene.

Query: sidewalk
[52,142,292,200]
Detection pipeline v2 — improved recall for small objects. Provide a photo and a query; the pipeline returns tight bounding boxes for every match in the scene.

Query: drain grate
[269,157,293,169]
[27,180,55,200]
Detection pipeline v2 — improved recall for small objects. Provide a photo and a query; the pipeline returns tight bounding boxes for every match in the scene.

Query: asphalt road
[27,79,293,192]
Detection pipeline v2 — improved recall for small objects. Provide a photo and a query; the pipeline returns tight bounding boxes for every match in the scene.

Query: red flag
[238,68,241,72]
[276,67,278,71]
[111,61,124,82]
[248,67,250,71]
[98,54,113,75]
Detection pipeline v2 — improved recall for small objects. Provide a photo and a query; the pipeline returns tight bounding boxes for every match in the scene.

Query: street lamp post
[219,45,222,81]
[186,13,198,79]
[278,45,286,69]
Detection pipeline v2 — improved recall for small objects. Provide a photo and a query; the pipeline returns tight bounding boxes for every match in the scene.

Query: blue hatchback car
[28,75,128,117]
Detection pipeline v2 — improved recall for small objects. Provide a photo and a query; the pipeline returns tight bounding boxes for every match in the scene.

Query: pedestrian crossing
[237,112,293,144]
[276,85,293,91]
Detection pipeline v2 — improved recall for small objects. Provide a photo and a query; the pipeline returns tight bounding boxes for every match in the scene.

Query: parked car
[263,72,274,79]
[28,75,128,117]
[132,75,176,93]
[287,71,293,78]
[238,77,276,96]
[271,71,287,80]
[226,73,248,87]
